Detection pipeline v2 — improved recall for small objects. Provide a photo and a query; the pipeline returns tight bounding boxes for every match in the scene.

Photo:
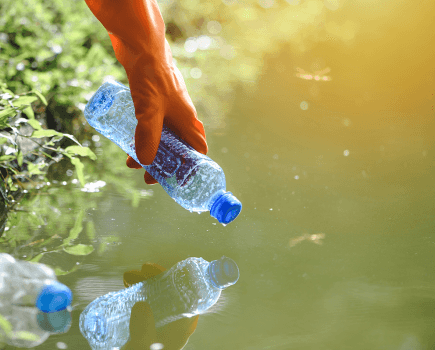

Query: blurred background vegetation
[0,0,434,270]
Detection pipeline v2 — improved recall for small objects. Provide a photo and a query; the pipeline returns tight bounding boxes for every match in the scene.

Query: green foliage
[0,0,124,109]
[0,83,96,200]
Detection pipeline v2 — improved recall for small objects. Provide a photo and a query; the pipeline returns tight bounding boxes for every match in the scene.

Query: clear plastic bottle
[84,80,242,224]
[79,256,239,350]
[0,253,72,313]
[0,308,71,348]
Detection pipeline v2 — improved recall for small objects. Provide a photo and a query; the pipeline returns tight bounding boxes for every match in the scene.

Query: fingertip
[144,172,158,185]
[126,156,142,169]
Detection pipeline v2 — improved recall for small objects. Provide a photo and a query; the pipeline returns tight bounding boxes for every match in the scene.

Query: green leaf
[132,191,140,208]
[13,331,40,342]
[23,106,34,119]
[0,179,7,203]
[86,220,95,240]
[63,244,94,256]
[31,129,63,138]
[0,314,13,335]
[27,162,46,175]
[54,264,80,276]
[63,209,84,245]
[27,118,42,130]
[65,145,97,160]
[31,90,48,106]
[61,133,81,146]
[17,150,23,167]
[29,253,44,263]
[0,108,16,119]
[13,95,38,107]
[0,155,15,162]
[0,87,14,97]
[70,157,85,186]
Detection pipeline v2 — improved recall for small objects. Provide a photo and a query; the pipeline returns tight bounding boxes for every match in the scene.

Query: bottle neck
[207,261,225,290]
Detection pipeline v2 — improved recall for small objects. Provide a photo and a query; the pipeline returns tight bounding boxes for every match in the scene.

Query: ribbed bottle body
[84,81,226,212]
[79,257,221,349]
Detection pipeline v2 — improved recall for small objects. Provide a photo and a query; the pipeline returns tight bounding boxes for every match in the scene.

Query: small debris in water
[289,233,325,247]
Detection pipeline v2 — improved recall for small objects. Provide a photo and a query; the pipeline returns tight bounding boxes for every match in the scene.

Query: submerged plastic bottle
[84,80,242,224]
[0,308,71,348]
[79,256,239,350]
[0,253,72,313]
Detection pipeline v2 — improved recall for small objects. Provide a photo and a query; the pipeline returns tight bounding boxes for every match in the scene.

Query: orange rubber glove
[123,263,199,350]
[84,0,208,185]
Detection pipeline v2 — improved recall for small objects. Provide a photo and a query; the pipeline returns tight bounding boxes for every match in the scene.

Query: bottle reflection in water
[0,307,71,348]
[84,80,242,224]
[0,253,72,313]
[79,256,239,349]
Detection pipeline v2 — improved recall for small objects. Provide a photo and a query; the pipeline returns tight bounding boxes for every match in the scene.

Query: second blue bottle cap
[36,280,73,313]
[210,191,242,224]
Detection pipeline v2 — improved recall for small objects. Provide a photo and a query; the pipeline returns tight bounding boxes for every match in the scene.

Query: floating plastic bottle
[0,308,71,348]
[84,80,242,224]
[79,256,239,350]
[0,253,72,313]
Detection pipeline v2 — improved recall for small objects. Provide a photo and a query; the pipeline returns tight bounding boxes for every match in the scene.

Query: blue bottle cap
[36,309,72,333]
[210,191,242,224]
[36,280,73,313]
[208,256,240,289]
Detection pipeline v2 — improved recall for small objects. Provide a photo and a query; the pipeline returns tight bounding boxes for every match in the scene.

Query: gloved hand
[84,0,208,184]
[123,262,199,350]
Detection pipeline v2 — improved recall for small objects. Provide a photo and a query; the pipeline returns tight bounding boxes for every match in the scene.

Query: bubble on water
[184,38,197,53]
[207,21,222,34]
[300,101,308,110]
[31,75,38,82]
[150,343,164,350]
[56,342,68,349]
[269,208,273,211]
[66,170,73,177]
[190,67,202,79]
[343,149,349,156]
[92,135,100,142]
[16,62,25,71]
[294,175,299,180]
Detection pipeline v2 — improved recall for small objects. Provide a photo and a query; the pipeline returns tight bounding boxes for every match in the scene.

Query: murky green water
[3,73,434,349]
